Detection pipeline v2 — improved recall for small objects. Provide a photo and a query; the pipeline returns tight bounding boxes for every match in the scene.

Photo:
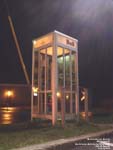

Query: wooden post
[84,88,89,121]
[8,16,30,85]
[52,33,57,126]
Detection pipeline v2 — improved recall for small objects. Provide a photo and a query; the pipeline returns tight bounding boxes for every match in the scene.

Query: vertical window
[57,47,64,88]
[72,51,76,91]
[34,51,38,86]
[46,47,53,90]
[72,93,75,113]
[46,92,52,114]
[40,49,46,90]
[65,93,70,113]
[64,49,70,91]
[33,51,38,114]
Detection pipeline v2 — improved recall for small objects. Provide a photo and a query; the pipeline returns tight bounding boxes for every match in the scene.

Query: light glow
[33,87,39,96]
[80,112,92,118]
[33,40,37,45]
[56,92,61,98]
[66,95,69,100]
[4,90,14,98]
[81,91,85,101]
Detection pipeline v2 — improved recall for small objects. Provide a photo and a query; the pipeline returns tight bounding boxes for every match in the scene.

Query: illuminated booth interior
[31,31,79,125]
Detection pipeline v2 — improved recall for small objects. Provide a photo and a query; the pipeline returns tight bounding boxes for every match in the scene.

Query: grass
[0,119,112,150]
[91,113,113,124]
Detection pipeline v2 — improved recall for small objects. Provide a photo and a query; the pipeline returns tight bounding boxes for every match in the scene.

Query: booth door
[38,47,53,114]
[57,47,76,114]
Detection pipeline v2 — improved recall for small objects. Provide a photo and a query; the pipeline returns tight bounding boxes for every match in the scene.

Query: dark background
[0,0,113,99]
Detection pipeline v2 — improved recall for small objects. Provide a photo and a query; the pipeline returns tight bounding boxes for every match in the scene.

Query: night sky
[0,0,113,98]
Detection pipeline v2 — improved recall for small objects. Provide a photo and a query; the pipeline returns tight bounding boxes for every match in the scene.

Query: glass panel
[57,47,64,88]
[34,47,53,115]
[65,49,70,91]
[57,95,61,112]
[46,47,53,90]
[33,96,38,114]
[33,51,38,86]
[39,93,45,114]
[65,92,70,113]
[39,47,53,91]
[57,47,77,115]
[40,49,46,90]
[57,47,64,113]
[46,93,52,114]
[72,51,76,91]
[72,93,75,113]
[47,47,53,56]
[57,47,63,56]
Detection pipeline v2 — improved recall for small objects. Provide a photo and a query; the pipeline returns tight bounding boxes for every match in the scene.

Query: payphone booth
[31,31,79,125]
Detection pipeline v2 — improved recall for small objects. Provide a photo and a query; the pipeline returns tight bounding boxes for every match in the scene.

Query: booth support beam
[52,33,57,126]
[70,51,73,114]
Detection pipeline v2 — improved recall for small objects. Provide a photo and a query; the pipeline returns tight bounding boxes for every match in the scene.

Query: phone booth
[31,31,79,126]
